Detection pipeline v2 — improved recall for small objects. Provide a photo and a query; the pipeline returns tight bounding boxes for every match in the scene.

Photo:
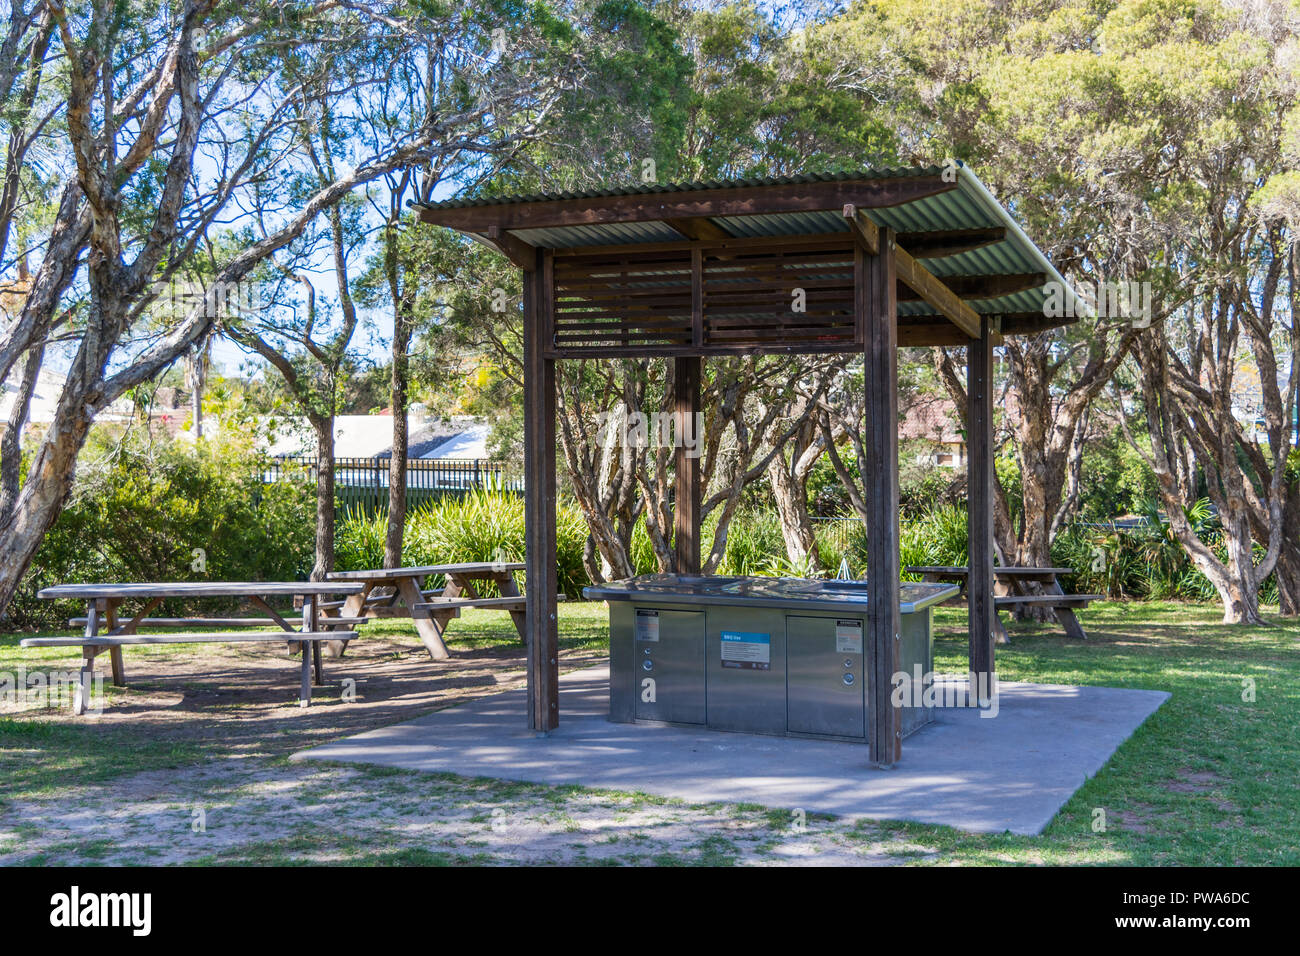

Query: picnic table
[905,566,1102,643]
[324,562,562,660]
[23,581,365,713]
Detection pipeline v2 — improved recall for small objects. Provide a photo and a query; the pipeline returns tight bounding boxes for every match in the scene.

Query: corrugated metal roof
[415,165,1083,321]
[416,167,945,210]
[512,220,682,248]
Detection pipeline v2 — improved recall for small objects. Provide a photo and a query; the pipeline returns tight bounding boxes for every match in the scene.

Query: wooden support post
[674,356,701,575]
[863,228,902,767]
[524,247,560,732]
[967,316,997,701]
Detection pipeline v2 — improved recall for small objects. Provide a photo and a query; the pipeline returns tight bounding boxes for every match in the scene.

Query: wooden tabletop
[906,566,1074,577]
[37,581,366,600]
[325,562,525,581]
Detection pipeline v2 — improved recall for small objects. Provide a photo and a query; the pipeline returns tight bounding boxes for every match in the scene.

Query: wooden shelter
[417,166,1079,766]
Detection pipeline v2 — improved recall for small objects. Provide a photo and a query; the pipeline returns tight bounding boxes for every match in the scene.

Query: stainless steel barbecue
[585,574,959,742]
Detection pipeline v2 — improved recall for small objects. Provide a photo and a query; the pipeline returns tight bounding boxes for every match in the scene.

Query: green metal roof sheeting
[414,167,946,210]
[416,165,1083,320]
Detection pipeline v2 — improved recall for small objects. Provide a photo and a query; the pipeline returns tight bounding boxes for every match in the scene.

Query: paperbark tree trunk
[1126,324,1276,626]
[310,416,336,581]
[931,328,1137,618]
[0,342,42,525]
[768,452,820,572]
[384,243,415,569]
[765,412,835,573]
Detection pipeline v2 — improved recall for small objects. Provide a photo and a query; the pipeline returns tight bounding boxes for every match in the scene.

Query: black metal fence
[811,515,865,555]
[264,457,523,513]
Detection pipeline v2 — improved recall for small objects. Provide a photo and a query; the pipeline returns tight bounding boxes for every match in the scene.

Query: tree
[0,0,579,611]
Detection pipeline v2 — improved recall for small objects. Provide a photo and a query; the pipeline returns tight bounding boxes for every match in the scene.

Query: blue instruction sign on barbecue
[720,630,771,670]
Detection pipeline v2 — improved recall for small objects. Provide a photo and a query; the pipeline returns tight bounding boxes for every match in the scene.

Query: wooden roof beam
[471,227,538,270]
[843,203,879,254]
[894,245,981,339]
[418,177,957,233]
[664,217,732,241]
[902,310,1075,334]
[898,316,1004,348]
[896,227,1007,259]
[896,272,1046,302]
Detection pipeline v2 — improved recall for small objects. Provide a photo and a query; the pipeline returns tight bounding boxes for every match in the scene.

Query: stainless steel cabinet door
[633,608,706,724]
[786,615,866,738]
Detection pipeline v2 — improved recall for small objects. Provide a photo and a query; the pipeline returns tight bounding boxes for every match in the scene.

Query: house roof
[900,398,966,445]
[261,415,486,460]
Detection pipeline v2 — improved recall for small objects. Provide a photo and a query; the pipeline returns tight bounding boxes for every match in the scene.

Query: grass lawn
[0,599,1296,865]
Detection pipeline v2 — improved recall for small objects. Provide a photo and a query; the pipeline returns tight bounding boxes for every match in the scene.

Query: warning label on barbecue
[635,609,659,642]
[720,631,771,670]
[835,620,863,654]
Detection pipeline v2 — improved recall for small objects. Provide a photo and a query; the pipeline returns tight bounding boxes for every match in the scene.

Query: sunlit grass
[2,599,1297,864]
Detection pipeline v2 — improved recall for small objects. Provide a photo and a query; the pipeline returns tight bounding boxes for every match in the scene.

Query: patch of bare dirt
[8,631,604,756]
[1163,768,1239,813]
[0,632,915,866]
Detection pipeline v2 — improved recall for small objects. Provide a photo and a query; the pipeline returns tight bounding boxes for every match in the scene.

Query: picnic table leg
[992,610,1010,645]
[73,599,100,715]
[495,571,528,644]
[1052,608,1088,640]
[75,647,98,716]
[304,595,324,685]
[398,574,451,660]
[1042,576,1089,639]
[325,581,373,658]
[104,599,126,686]
[299,641,312,707]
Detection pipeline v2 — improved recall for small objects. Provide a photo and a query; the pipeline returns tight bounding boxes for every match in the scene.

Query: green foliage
[13,430,315,627]
[805,453,853,516]
[1077,429,1161,520]
[899,469,959,517]
[335,506,388,572]
[337,488,589,598]
[899,507,971,578]
[713,509,785,577]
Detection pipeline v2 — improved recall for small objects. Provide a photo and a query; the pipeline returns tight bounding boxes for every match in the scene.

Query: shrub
[335,506,387,572]
[11,429,315,627]
[714,510,786,577]
[347,488,589,598]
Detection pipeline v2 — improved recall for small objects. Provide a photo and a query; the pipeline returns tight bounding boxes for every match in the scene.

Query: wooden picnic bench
[22,581,365,713]
[905,565,1102,643]
[324,563,563,661]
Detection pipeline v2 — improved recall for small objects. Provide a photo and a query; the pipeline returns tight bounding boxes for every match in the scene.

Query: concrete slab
[293,665,1169,834]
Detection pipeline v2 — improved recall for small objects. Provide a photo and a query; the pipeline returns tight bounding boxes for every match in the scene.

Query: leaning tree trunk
[310,416,336,581]
[768,452,820,572]
[1272,488,1300,616]
[0,394,96,614]
[0,343,43,525]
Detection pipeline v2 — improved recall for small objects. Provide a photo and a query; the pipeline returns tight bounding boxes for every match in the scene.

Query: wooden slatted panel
[551,248,693,351]
[702,240,856,348]
[548,237,861,354]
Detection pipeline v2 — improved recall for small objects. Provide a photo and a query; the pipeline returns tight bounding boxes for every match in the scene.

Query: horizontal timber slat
[552,231,858,259]
[23,631,358,647]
